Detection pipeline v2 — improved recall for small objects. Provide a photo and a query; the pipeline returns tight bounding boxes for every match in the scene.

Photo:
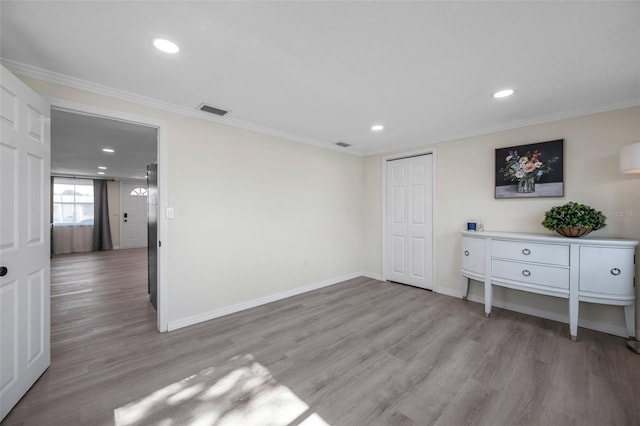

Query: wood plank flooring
[3,248,640,425]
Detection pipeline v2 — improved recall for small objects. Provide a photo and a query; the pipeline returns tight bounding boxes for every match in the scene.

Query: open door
[147,162,158,310]
[0,66,51,420]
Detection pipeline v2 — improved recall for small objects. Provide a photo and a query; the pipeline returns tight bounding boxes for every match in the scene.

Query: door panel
[0,65,51,421]
[392,235,405,274]
[411,184,425,224]
[385,154,433,289]
[411,237,425,278]
[26,270,44,365]
[27,153,44,243]
[0,281,18,390]
[0,143,17,250]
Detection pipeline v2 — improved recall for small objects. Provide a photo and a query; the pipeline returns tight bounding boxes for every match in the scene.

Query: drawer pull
[522,248,531,255]
[464,250,469,256]
[522,270,531,277]
[611,268,621,276]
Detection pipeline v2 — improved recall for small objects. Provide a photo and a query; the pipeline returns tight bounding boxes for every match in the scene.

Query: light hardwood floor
[4,248,640,425]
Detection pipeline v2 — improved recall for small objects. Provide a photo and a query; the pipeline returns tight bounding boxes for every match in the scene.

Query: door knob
[0,266,7,277]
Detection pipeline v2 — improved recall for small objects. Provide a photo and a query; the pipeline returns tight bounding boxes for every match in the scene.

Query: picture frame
[495,139,564,198]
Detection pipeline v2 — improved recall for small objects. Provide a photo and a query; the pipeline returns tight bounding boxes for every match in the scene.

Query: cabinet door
[462,237,484,275]
[579,247,635,296]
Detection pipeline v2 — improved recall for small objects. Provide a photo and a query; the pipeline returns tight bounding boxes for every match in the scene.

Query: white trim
[6,59,638,160]
[2,59,363,157]
[362,272,384,281]
[435,286,464,299]
[49,99,169,332]
[465,293,630,338]
[381,148,437,292]
[362,99,640,156]
[168,272,362,331]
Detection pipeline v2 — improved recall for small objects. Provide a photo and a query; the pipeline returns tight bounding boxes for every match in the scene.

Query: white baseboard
[435,286,463,299]
[167,273,633,339]
[465,294,630,338]
[362,272,384,281]
[167,272,362,331]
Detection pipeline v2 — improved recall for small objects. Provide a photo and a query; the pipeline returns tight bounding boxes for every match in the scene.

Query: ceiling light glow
[97,172,105,175]
[371,124,384,131]
[98,166,107,170]
[493,89,515,99]
[153,38,179,54]
[102,148,115,153]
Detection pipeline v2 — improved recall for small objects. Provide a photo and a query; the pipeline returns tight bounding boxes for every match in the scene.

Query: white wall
[363,107,640,335]
[22,72,640,337]
[21,76,364,327]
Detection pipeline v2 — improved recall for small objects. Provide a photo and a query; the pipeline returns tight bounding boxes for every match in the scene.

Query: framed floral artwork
[495,139,564,198]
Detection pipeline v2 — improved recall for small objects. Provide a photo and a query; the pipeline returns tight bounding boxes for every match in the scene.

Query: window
[129,187,148,196]
[52,178,94,225]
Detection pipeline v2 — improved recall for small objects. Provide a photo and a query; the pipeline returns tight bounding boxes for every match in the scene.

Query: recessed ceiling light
[153,38,179,54]
[98,166,107,170]
[102,148,114,153]
[493,89,515,98]
[371,124,384,131]
[97,172,105,175]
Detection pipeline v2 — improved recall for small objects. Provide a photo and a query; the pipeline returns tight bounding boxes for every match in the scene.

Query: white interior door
[121,182,148,248]
[0,66,51,421]
[385,154,433,289]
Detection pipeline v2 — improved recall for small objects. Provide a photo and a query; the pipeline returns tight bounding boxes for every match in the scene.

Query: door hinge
[158,241,162,247]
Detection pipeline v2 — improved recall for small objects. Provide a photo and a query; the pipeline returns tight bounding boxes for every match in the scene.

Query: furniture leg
[484,279,492,318]
[569,297,578,341]
[462,277,469,300]
[624,304,636,338]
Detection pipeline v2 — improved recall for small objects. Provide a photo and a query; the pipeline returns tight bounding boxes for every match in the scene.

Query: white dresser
[461,230,638,340]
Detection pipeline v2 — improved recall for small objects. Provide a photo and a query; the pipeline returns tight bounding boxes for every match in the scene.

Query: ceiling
[1,2,639,156]
[51,110,157,180]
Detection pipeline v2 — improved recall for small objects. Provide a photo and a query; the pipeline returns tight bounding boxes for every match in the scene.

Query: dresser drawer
[579,247,635,296]
[491,259,569,289]
[491,240,569,266]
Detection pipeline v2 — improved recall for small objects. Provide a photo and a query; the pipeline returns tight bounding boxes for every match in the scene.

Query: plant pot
[555,226,592,238]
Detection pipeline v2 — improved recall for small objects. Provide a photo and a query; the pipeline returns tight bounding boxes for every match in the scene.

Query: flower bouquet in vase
[500,149,558,193]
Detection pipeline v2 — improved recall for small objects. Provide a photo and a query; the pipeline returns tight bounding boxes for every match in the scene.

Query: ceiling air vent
[198,104,229,116]
[335,142,351,148]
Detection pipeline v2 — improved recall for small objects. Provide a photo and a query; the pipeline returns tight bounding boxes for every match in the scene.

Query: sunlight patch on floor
[114,354,330,426]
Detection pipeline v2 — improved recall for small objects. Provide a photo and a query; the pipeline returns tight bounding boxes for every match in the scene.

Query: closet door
[385,154,433,289]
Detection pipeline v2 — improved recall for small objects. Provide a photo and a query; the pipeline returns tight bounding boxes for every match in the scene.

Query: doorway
[50,100,168,331]
[383,152,435,290]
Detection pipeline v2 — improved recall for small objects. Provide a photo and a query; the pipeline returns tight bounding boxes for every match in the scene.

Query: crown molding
[1,58,364,157]
[4,58,637,159]
[361,98,640,156]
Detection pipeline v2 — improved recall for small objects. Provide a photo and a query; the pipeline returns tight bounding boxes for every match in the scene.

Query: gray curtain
[93,180,113,251]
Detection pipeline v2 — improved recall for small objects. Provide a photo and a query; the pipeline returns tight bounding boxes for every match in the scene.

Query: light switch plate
[166,207,174,219]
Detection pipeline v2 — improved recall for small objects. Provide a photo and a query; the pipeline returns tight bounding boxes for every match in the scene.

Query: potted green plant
[542,202,606,237]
